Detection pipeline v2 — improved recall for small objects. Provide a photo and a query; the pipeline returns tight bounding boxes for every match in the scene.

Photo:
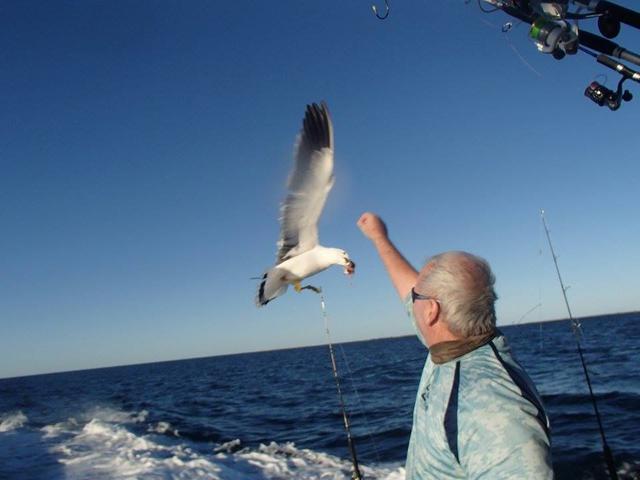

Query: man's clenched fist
[357,212,388,243]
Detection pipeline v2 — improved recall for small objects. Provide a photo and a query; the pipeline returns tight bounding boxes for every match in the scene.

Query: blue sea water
[1,313,639,479]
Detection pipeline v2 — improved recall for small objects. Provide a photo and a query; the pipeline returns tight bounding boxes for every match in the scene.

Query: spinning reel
[584,79,633,110]
[529,17,578,58]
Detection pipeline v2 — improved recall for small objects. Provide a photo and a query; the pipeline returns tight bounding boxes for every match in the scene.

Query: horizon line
[2,309,638,381]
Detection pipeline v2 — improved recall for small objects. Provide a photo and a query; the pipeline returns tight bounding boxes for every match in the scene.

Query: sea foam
[0,411,28,433]
[43,408,404,479]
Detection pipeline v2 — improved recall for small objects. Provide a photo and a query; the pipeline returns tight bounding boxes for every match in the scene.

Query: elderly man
[357,212,553,479]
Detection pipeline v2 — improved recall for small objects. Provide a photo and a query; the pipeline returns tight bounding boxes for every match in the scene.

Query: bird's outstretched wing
[276,102,334,263]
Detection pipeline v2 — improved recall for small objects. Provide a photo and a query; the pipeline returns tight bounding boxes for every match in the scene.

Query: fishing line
[503,21,544,78]
[540,210,618,480]
[471,2,544,79]
[516,303,542,324]
[471,0,544,77]
[337,343,384,465]
[538,216,545,353]
[335,278,384,465]
[318,293,364,480]
[477,0,500,14]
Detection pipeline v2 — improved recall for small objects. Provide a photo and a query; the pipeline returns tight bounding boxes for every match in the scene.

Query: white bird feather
[256,102,354,307]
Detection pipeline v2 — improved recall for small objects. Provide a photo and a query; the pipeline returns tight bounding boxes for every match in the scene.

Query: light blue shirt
[405,297,554,479]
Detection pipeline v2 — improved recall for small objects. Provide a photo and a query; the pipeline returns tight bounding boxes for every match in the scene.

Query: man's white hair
[416,251,497,338]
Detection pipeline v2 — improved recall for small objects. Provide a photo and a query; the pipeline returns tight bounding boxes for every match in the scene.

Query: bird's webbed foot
[293,281,321,294]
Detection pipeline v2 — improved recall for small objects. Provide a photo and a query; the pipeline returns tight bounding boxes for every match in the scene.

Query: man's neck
[427,327,463,347]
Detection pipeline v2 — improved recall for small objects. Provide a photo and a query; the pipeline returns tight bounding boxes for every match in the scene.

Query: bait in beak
[344,260,356,276]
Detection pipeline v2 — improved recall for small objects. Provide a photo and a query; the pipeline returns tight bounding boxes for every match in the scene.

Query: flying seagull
[256,102,355,307]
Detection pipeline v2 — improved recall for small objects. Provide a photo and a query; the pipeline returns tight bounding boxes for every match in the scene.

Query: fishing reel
[584,79,633,110]
[529,17,578,58]
[529,1,621,38]
[469,0,640,111]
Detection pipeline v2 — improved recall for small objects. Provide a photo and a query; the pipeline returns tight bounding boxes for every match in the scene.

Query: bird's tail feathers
[256,269,288,307]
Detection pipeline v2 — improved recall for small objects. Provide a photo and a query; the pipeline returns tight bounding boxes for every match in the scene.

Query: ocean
[1,313,639,479]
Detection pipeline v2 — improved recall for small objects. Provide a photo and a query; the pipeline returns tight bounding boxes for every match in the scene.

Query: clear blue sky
[2,1,638,378]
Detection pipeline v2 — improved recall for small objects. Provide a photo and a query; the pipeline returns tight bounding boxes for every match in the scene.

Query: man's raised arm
[357,212,418,300]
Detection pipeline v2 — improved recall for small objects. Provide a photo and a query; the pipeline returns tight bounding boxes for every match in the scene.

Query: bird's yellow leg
[294,281,302,293]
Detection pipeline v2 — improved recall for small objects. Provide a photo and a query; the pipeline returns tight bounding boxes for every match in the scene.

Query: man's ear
[426,299,440,327]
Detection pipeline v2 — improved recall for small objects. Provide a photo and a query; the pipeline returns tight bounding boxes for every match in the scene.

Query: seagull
[256,102,355,307]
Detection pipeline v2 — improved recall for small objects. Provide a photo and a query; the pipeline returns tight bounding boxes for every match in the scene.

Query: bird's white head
[327,248,356,276]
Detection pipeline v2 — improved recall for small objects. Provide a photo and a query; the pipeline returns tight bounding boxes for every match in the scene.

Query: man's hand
[357,212,388,243]
[356,212,417,299]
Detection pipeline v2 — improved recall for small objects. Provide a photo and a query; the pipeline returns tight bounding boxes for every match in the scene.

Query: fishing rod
[493,1,640,111]
[318,293,364,480]
[540,210,618,480]
[482,1,640,110]
[370,0,640,110]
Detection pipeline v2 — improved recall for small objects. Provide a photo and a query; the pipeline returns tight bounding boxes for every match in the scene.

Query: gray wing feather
[277,102,334,263]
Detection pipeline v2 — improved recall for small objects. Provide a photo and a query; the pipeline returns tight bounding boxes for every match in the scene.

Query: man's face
[412,299,437,347]
[412,262,442,347]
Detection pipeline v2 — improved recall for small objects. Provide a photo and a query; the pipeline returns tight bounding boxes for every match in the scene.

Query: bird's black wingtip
[256,273,269,307]
[302,101,332,151]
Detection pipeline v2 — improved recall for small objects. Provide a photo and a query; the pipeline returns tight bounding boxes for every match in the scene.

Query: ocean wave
[0,411,28,433]
[83,406,149,424]
[5,403,637,480]
[224,441,406,480]
[618,461,640,479]
[214,438,242,453]
[40,408,404,479]
[42,417,80,439]
[148,420,180,437]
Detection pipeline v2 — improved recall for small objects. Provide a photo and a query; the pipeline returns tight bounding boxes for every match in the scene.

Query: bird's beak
[344,260,356,276]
